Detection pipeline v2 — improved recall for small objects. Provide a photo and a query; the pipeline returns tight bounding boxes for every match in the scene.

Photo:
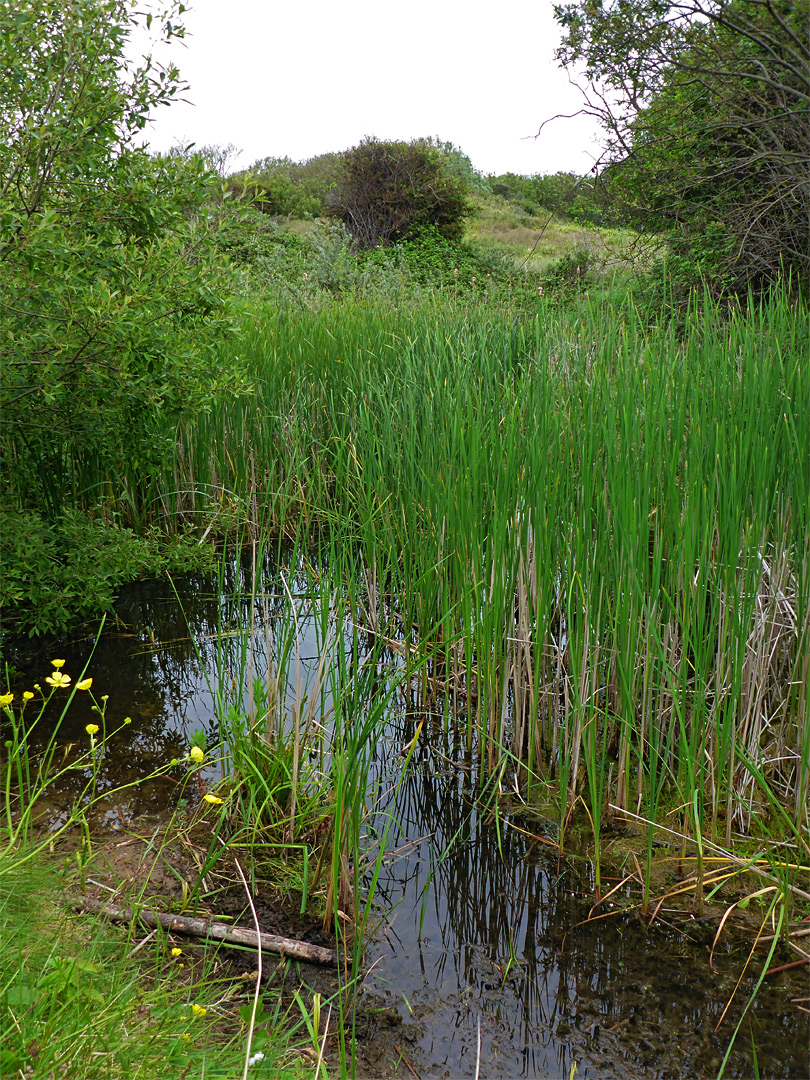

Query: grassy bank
[0,853,315,1080]
[1,618,420,1080]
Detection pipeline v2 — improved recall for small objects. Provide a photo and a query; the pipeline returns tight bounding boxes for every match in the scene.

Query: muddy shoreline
[71,811,809,1080]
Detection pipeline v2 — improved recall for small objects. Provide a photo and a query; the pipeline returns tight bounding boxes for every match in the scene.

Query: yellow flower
[85,723,99,736]
[23,691,34,701]
[76,678,93,691]
[202,794,224,805]
[51,659,66,669]
[0,693,13,707]
[189,746,204,764]
[171,947,183,957]
[123,717,132,725]
[191,1003,207,1018]
[182,1033,191,1042]
[45,672,71,689]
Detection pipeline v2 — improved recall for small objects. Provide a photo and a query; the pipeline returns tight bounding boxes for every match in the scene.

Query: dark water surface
[6,570,808,1079]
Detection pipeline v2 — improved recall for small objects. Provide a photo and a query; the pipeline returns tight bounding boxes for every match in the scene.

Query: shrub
[225,152,343,219]
[542,246,598,293]
[0,509,214,638]
[0,1,246,518]
[326,137,471,249]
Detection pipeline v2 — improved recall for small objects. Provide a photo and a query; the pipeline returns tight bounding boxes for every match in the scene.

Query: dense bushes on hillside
[488,170,625,227]
[225,152,342,217]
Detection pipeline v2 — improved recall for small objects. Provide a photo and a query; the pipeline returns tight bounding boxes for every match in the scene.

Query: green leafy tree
[326,137,471,249]
[420,137,491,193]
[226,152,342,218]
[551,0,810,293]
[0,0,246,519]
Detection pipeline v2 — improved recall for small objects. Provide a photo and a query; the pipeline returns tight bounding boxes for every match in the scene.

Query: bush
[542,246,599,294]
[364,226,510,290]
[225,152,343,219]
[0,509,214,638]
[326,137,471,249]
[0,1,246,518]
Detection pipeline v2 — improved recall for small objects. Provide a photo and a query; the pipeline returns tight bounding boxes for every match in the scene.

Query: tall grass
[174,293,806,848]
[50,291,810,872]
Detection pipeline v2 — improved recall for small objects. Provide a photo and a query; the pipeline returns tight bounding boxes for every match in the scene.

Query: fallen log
[74,895,339,967]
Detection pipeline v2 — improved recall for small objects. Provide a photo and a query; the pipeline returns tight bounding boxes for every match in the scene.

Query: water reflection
[367,740,808,1078]
[4,569,807,1079]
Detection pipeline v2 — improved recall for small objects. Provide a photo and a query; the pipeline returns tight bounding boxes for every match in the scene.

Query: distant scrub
[225,152,342,218]
[324,137,471,248]
[488,170,625,228]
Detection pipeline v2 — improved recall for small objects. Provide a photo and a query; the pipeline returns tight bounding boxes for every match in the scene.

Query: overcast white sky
[139,0,603,177]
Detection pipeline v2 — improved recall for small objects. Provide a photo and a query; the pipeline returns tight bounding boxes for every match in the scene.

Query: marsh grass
[4,282,807,1076]
[13,286,808,918]
[164,289,809,899]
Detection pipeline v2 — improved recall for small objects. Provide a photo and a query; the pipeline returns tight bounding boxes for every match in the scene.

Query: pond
[6,565,808,1080]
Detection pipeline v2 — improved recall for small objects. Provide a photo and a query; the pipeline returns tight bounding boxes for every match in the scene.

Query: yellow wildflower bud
[0,693,13,707]
[51,659,66,669]
[191,1004,207,1018]
[85,724,100,736]
[171,947,182,957]
[189,746,204,764]
[23,691,34,701]
[202,794,224,805]
[45,672,71,689]
[76,678,93,690]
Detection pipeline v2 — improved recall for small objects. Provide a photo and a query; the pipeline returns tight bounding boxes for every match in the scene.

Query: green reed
[101,291,810,882]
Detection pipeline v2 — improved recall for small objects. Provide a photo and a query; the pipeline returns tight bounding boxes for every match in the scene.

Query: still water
[6,568,808,1079]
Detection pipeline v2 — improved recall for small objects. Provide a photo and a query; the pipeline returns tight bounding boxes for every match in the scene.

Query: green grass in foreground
[0,859,309,1080]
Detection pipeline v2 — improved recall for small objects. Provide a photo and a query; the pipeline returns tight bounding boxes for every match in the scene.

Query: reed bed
[163,292,808,879]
